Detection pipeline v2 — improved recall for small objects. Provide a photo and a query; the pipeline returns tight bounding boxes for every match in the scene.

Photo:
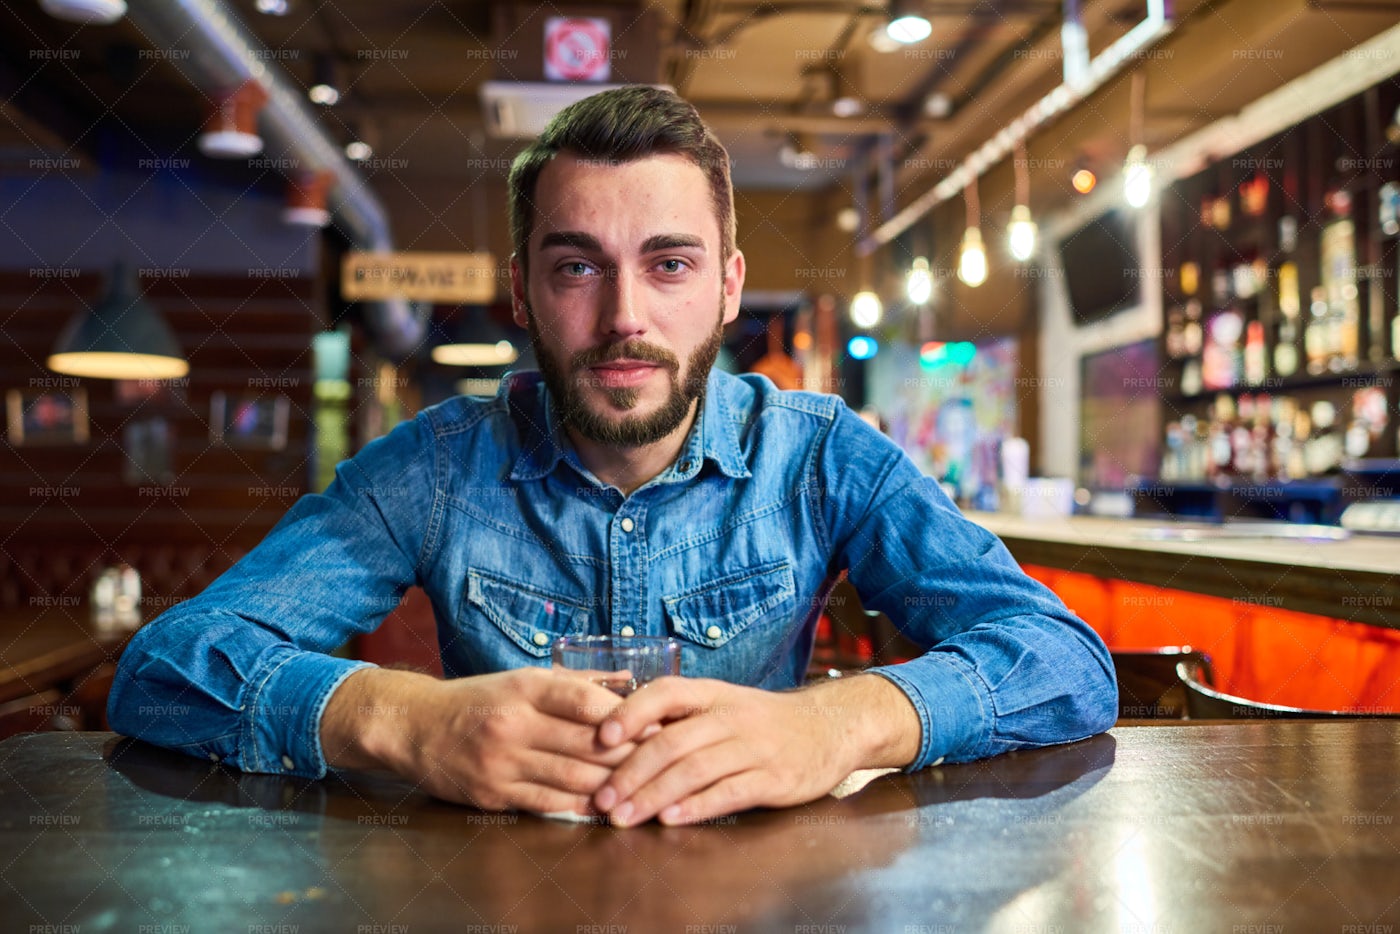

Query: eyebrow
[536,231,707,254]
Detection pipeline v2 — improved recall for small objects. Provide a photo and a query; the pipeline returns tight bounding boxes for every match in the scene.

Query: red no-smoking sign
[544,17,611,82]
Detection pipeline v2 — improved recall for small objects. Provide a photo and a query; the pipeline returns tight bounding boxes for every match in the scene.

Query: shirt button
[619,625,636,637]
[680,460,693,472]
[533,632,549,647]
[705,625,723,640]
[281,755,295,770]
[620,517,635,533]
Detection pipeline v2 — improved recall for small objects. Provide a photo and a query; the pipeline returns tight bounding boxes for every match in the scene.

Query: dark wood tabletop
[0,609,130,706]
[3,723,1400,932]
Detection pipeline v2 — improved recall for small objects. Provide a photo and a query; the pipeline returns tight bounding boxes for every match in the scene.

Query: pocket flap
[663,561,795,648]
[466,568,591,657]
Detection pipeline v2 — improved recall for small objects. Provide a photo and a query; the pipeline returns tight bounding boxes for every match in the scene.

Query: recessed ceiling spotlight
[923,93,952,119]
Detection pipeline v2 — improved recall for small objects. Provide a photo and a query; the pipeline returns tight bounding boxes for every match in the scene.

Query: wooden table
[4,723,1400,931]
[0,610,130,733]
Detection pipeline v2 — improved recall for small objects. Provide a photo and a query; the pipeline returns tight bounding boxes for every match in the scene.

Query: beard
[527,304,725,448]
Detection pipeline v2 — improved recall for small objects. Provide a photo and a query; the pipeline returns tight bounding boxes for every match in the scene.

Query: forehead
[529,151,718,247]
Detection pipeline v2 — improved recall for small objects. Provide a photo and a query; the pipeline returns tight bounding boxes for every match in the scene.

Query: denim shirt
[109,369,1116,779]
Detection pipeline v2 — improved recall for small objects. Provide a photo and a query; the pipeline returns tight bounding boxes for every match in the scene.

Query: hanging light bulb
[958,177,987,287]
[850,290,883,328]
[1008,204,1037,262]
[1008,139,1038,262]
[1123,144,1154,208]
[906,257,933,305]
[1122,72,1153,208]
[958,228,988,287]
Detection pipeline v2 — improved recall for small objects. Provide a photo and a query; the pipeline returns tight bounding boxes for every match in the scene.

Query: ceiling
[3,0,1399,260]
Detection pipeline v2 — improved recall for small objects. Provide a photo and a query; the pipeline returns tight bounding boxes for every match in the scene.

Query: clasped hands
[384,666,914,827]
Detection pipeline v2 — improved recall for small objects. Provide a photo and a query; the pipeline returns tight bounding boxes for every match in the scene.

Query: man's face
[510,152,744,447]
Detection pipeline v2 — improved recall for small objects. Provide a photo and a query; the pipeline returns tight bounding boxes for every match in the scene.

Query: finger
[598,677,718,746]
[596,713,730,809]
[529,713,637,767]
[608,737,747,828]
[533,671,628,724]
[657,772,763,826]
[519,750,614,796]
[502,782,596,819]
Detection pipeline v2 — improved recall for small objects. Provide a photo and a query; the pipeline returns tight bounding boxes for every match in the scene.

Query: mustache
[572,340,679,373]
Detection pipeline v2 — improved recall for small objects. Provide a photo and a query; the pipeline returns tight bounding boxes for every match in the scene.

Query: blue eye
[659,259,684,273]
[565,262,593,276]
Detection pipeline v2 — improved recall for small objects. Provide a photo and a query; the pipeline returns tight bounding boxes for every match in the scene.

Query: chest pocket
[465,568,592,658]
[663,560,796,649]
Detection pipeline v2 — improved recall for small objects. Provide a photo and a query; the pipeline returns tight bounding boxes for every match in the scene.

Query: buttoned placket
[608,501,647,637]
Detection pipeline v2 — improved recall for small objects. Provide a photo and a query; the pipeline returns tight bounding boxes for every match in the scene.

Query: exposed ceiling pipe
[124,0,428,360]
[861,0,1173,254]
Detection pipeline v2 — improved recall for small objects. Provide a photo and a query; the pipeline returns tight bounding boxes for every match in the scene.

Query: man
[109,86,1116,827]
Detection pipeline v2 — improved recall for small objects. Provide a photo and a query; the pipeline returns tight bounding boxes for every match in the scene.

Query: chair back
[1177,659,1400,719]
[1111,647,1214,719]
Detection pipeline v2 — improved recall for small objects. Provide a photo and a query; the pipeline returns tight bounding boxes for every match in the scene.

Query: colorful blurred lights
[847,335,878,360]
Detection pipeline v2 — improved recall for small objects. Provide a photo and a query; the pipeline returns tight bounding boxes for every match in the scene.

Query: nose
[598,268,647,341]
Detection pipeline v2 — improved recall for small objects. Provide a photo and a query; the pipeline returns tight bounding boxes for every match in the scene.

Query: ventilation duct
[125,0,428,361]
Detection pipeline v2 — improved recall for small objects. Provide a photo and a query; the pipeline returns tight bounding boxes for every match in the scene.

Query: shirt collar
[507,367,750,484]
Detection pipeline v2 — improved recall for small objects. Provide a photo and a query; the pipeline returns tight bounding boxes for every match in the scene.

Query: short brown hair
[507,86,735,279]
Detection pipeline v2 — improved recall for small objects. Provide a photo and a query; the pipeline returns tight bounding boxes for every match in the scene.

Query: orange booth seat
[1023,563,1400,713]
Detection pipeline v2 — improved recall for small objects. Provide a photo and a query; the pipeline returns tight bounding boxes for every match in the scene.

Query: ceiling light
[850,291,882,328]
[829,65,865,118]
[433,308,522,367]
[345,140,373,161]
[199,82,267,159]
[958,228,987,287]
[1072,167,1097,194]
[1008,140,1037,262]
[906,257,933,305]
[433,339,519,367]
[1008,205,1038,262]
[923,93,952,119]
[48,263,188,380]
[255,0,290,13]
[309,54,340,106]
[958,178,987,287]
[284,171,333,227]
[1123,144,1154,208]
[39,0,125,24]
[886,0,932,44]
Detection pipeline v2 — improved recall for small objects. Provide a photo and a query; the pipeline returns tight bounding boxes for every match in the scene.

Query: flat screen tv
[1059,209,1141,325]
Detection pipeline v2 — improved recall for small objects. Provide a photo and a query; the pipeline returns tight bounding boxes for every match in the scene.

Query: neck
[565,400,700,496]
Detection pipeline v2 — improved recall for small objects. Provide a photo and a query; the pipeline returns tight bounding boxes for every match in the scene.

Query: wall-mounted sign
[342,252,497,303]
[544,17,610,82]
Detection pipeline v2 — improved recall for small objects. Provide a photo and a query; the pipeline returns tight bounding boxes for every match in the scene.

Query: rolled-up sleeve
[108,414,436,777]
[813,406,1117,769]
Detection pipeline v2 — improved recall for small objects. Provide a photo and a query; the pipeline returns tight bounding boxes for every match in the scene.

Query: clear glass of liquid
[551,635,682,695]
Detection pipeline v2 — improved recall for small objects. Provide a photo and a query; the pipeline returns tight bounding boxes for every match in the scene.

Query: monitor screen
[1059,209,1142,325]
[1079,338,1160,489]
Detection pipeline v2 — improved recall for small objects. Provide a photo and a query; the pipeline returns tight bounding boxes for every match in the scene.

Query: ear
[509,253,530,327]
[720,248,745,326]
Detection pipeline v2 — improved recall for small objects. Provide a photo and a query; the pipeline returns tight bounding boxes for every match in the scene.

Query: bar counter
[4,725,1400,930]
[971,512,1400,629]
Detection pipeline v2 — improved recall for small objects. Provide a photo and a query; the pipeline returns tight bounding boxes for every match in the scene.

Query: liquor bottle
[1244,320,1267,386]
[1274,262,1300,377]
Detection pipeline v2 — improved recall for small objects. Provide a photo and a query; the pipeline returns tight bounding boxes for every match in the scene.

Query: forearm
[798,673,921,771]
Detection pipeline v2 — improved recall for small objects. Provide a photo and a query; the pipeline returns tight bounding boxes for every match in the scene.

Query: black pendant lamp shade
[48,263,189,380]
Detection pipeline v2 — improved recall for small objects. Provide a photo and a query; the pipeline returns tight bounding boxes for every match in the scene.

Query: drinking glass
[552,635,681,695]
